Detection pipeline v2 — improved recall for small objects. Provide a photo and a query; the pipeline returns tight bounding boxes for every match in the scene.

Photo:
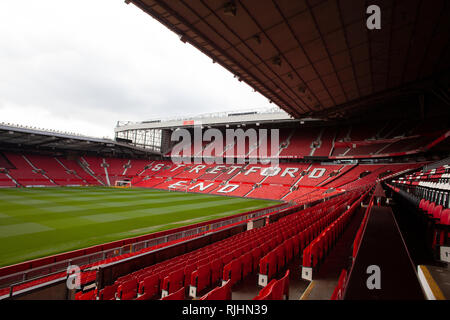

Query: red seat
[251,246,262,268]
[117,278,137,300]
[241,252,253,277]
[162,268,185,296]
[270,270,290,300]
[422,200,430,213]
[274,245,286,271]
[331,269,347,300]
[281,270,290,299]
[292,234,300,256]
[210,258,222,286]
[432,205,443,221]
[221,252,234,266]
[437,209,450,246]
[427,202,436,217]
[259,250,277,281]
[183,264,197,287]
[190,263,211,296]
[137,274,159,300]
[260,242,271,255]
[253,270,289,300]
[419,199,426,210]
[222,258,242,286]
[98,283,118,300]
[441,209,450,226]
[302,244,312,268]
[200,279,232,300]
[253,279,276,300]
[283,238,294,263]
[75,289,97,300]
[160,287,184,300]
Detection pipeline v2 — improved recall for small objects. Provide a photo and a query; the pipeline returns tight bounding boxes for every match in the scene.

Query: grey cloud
[0,0,275,137]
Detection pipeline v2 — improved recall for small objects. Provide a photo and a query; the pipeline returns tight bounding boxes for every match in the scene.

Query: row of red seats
[0,152,155,188]
[351,191,374,261]
[163,120,441,159]
[1,231,208,299]
[301,191,366,280]
[199,279,231,300]
[259,193,357,285]
[75,192,358,300]
[328,186,376,300]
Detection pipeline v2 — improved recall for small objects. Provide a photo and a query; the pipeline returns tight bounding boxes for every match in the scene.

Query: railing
[0,202,290,292]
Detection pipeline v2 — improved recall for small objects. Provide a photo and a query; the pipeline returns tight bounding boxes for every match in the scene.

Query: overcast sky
[0,0,276,139]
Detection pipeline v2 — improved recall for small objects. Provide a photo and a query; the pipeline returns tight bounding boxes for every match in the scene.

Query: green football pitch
[0,187,278,267]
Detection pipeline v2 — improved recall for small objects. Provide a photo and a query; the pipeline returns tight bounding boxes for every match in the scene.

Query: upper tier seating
[4,153,55,186]
[0,153,427,208]
[313,128,335,157]
[279,127,321,158]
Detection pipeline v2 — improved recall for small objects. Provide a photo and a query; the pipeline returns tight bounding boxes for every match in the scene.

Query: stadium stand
[4,153,55,186]
[26,154,85,186]
[67,191,368,300]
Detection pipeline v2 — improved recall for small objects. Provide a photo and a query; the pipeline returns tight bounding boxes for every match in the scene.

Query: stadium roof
[115,107,299,130]
[126,0,450,120]
[0,123,160,157]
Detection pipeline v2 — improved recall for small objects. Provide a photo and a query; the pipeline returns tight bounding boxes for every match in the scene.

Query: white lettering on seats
[309,168,326,178]
[152,163,165,171]
[261,167,281,176]
[245,167,261,176]
[189,165,206,173]
[189,182,214,191]
[281,167,298,177]
[217,184,239,193]
[171,164,185,172]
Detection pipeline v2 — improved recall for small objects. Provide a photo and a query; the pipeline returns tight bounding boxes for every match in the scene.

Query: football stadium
[0,0,449,305]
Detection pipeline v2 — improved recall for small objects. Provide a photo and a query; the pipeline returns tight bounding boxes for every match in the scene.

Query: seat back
[138,274,159,300]
[422,200,430,213]
[433,205,443,220]
[441,209,450,225]
[199,279,232,300]
[253,279,276,300]
[99,283,118,300]
[223,258,242,286]
[279,269,290,299]
[160,287,184,300]
[117,278,137,300]
[241,252,253,277]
